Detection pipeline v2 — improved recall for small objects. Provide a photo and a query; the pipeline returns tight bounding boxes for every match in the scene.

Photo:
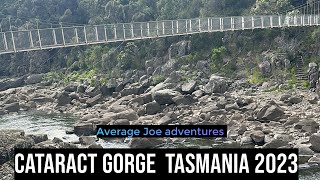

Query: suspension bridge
[0,1,320,55]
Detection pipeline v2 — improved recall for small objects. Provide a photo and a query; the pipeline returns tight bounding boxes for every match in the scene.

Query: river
[0,112,319,179]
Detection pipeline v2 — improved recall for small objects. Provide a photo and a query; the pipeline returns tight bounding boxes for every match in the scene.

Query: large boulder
[294,119,319,133]
[181,80,197,94]
[0,77,25,91]
[168,40,191,59]
[25,74,44,85]
[310,134,320,152]
[86,94,103,107]
[74,123,94,136]
[145,101,161,115]
[173,95,195,105]
[250,131,265,145]
[257,101,284,121]
[258,60,272,76]
[153,89,181,105]
[4,103,20,112]
[308,62,319,89]
[203,75,229,94]
[116,109,139,121]
[56,92,72,106]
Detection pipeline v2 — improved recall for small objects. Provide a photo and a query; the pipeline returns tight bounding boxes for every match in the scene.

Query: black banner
[95,125,227,138]
[14,148,298,180]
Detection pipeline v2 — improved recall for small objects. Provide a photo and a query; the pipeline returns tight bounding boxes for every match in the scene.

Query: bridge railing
[0,14,320,55]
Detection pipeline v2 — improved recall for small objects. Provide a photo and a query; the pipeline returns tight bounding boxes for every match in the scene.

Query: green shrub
[152,75,165,85]
[248,68,266,85]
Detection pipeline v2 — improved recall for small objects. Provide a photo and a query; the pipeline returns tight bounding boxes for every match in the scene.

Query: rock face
[204,75,229,94]
[0,130,47,165]
[259,60,271,76]
[74,123,94,136]
[168,40,191,59]
[257,101,284,121]
[308,62,319,89]
[153,89,180,105]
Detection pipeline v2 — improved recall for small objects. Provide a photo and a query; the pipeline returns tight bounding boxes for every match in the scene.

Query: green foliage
[248,68,266,85]
[152,75,165,85]
[302,80,310,89]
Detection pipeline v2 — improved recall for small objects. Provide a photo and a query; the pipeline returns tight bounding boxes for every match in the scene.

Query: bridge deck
[0,14,318,55]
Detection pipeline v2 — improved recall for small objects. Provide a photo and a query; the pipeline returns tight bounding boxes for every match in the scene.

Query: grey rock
[112,119,130,125]
[4,103,20,112]
[310,134,320,152]
[88,143,103,149]
[163,71,181,84]
[153,89,181,105]
[294,120,319,133]
[262,139,288,149]
[100,85,115,96]
[250,131,265,144]
[117,110,139,121]
[25,74,44,85]
[57,92,71,106]
[128,138,163,149]
[225,103,239,111]
[79,136,96,145]
[77,84,86,93]
[52,137,63,143]
[257,101,284,121]
[203,75,229,94]
[26,134,48,144]
[173,95,195,105]
[74,123,94,136]
[145,101,161,115]
[181,80,197,94]
[64,84,78,92]
[157,115,174,125]
[0,77,25,91]
[86,94,103,107]
[32,97,54,103]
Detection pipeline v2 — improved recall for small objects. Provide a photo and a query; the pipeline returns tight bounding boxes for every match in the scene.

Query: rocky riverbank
[1,69,320,166]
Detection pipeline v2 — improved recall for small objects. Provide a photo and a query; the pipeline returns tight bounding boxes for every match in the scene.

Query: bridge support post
[208,18,210,32]
[37,29,42,49]
[220,18,223,31]
[163,21,165,35]
[279,15,282,27]
[198,18,201,32]
[176,21,179,34]
[95,26,99,41]
[114,25,118,39]
[3,33,8,50]
[231,17,235,30]
[189,20,192,32]
[147,22,150,36]
[104,25,108,41]
[75,28,79,44]
[252,16,254,29]
[242,17,245,30]
[84,26,88,44]
[185,19,188,34]
[60,23,65,47]
[52,29,57,45]
[131,24,135,38]
[123,24,126,40]
[171,21,174,35]
[270,16,273,28]
[29,30,34,47]
[261,16,264,28]
[156,22,159,36]
[140,23,143,38]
